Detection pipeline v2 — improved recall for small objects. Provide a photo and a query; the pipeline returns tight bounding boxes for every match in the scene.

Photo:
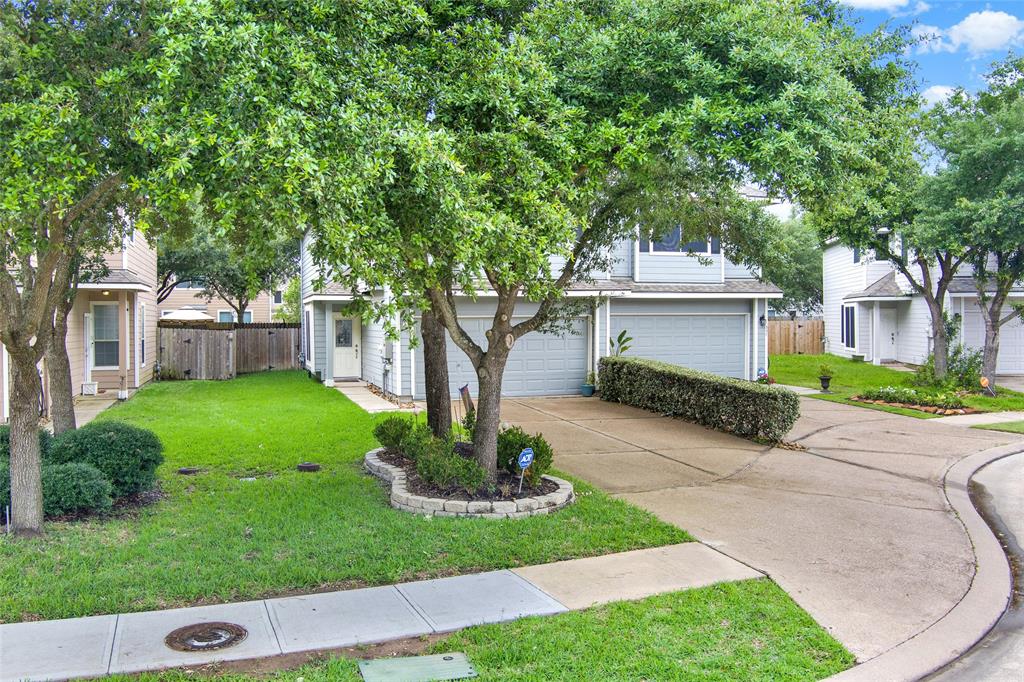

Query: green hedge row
[598,357,800,443]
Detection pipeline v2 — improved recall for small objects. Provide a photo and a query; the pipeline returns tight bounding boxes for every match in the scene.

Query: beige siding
[158,287,276,323]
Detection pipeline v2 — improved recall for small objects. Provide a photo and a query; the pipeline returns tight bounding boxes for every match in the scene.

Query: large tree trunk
[982,314,1000,389]
[420,307,451,438]
[472,353,508,481]
[8,355,45,537]
[46,298,77,436]
[927,299,949,380]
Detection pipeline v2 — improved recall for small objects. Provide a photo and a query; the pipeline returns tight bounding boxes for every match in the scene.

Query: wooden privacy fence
[768,319,824,355]
[158,321,300,380]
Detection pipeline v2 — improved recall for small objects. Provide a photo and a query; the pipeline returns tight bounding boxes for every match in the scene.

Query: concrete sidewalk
[0,543,758,682]
[332,380,406,413]
[933,410,1024,427]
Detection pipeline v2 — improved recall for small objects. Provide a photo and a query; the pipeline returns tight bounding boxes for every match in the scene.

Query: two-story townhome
[822,241,1024,374]
[0,230,159,422]
[299,228,781,400]
[158,284,281,323]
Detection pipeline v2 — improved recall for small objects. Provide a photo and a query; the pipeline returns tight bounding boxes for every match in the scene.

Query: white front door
[879,308,898,361]
[332,315,361,379]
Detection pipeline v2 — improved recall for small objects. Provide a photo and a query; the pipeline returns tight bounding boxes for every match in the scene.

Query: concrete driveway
[503,396,1024,662]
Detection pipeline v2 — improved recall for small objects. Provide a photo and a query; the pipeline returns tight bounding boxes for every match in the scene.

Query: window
[242,311,253,323]
[218,311,234,323]
[841,305,856,349]
[852,247,861,264]
[92,304,119,368]
[273,290,283,304]
[640,227,718,254]
[140,304,146,366]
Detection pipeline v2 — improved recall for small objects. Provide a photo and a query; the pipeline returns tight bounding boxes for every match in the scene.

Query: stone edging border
[364,448,575,518]
[824,441,1022,682]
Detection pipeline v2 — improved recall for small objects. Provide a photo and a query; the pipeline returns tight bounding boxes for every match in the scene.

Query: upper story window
[852,247,861,264]
[176,280,205,289]
[273,290,283,304]
[641,227,721,254]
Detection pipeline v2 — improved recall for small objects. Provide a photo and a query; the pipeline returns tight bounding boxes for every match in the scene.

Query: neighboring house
[299,229,781,400]
[158,285,282,323]
[822,242,1024,374]
[0,229,158,422]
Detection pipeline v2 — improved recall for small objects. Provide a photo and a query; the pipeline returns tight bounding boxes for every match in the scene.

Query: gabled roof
[844,272,909,301]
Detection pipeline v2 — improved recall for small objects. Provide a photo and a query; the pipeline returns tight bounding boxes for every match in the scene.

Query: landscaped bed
[0,372,688,623]
[104,580,853,682]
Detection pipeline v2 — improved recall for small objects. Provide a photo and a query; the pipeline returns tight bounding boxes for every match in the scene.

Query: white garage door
[963,298,1024,374]
[610,314,747,379]
[415,317,589,397]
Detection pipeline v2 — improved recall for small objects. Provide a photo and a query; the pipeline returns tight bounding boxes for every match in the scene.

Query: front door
[879,308,898,360]
[332,315,361,379]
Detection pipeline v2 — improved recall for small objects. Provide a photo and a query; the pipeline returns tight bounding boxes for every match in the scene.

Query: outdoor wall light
[102,290,110,296]
[759,314,766,327]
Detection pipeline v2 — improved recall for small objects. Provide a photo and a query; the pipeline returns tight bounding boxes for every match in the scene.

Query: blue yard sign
[516,447,535,494]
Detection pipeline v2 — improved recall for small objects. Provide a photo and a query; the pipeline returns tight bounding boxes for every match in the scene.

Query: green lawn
[111,580,854,682]
[0,372,688,623]
[770,354,1024,417]
[975,420,1024,434]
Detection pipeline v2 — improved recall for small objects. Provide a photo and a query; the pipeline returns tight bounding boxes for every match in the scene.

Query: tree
[0,1,146,535]
[273,278,301,323]
[916,57,1024,387]
[760,214,824,316]
[157,225,300,322]
[140,0,915,480]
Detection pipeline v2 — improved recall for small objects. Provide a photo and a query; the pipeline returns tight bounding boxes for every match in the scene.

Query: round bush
[0,460,113,518]
[41,462,113,517]
[374,415,414,450]
[50,421,163,497]
[496,426,554,487]
[0,425,53,462]
[398,422,434,462]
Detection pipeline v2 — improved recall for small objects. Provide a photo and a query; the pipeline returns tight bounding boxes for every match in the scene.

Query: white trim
[140,303,147,367]
[84,312,92,383]
[752,299,759,377]
[871,302,880,365]
[409,329,416,401]
[744,312,751,380]
[593,300,600,374]
[841,303,859,353]
[763,305,768,372]
[949,291,1024,298]
[78,282,150,292]
[324,304,335,386]
[609,312,754,317]
[217,309,235,323]
[2,344,9,422]
[621,292,781,299]
[633,229,641,282]
[960,297,966,350]
[392,313,402,397]
[133,295,141,387]
[303,294,355,304]
[605,300,611,357]
[306,304,315,374]
[720,251,726,283]
[89,301,121,371]
[843,296,912,303]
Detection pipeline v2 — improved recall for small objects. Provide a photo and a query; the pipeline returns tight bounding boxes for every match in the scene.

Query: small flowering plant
[755,369,775,385]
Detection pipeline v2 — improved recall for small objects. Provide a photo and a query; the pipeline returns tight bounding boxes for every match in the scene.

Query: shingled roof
[844,272,909,300]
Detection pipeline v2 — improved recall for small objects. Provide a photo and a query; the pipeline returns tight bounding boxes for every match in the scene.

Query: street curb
[824,442,1021,682]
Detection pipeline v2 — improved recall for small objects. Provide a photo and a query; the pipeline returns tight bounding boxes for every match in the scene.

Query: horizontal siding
[823,244,869,358]
[638,253,721,283]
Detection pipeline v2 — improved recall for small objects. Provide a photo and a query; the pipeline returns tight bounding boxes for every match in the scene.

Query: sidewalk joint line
[106,613,120,674]
[392,584,437,633]
[262,600,284,654]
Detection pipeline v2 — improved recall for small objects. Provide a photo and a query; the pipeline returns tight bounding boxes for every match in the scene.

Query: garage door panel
[611,314,746,379]
[964,298,1024,374]
[415,317,589,397]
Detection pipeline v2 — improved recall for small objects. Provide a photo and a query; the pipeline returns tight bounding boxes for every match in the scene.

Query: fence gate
[768,319,824,355]
[158,322,299,380]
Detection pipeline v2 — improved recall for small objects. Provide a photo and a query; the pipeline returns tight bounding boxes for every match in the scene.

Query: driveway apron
[506,396,1024,662]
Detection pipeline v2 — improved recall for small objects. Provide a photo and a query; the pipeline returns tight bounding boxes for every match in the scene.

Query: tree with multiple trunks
[916,57,1024,388]
[0,0,147,535]
[143,0,917,481]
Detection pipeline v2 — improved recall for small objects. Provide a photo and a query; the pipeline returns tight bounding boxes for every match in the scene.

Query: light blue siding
[638,253,722,283]
[312,302,327,375]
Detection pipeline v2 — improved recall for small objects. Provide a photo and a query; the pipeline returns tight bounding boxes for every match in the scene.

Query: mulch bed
[377,448,557,502]
[850,397,980,416]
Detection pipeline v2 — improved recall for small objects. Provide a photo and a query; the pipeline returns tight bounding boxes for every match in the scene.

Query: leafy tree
[273,278,301,323]
[141,0,916,480]
[916,57,1024,388]
[0,0,147,535]
[760,214,824,316]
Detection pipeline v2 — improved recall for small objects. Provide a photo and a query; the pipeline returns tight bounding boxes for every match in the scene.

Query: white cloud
[921,85,955,107]
[913,10,1024,55]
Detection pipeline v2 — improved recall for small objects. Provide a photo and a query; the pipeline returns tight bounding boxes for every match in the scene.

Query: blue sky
[841,0,1024,104]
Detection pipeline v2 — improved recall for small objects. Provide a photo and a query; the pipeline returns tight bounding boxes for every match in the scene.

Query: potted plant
[818,363,834,393]
[581,371,597,397]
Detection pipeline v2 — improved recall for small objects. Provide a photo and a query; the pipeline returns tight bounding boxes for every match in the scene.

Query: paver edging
[364,448,574,518]
[823,441,1023,682]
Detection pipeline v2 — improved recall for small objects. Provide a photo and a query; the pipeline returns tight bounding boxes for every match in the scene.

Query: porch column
[872,302,881,365]
[132,293,140,389]
[592,300,600,375]
[323,304,335,387]
[751,299,759,379]
[119,291,129,398]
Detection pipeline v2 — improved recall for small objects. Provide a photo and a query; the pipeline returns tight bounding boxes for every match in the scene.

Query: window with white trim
[140,304,147,365]
[840,305,857,349]
[92,303,120,368]
[640,226,721,254]
[218,311,234,323]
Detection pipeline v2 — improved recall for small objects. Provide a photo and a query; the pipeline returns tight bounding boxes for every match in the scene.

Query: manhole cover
[164,622,248,652]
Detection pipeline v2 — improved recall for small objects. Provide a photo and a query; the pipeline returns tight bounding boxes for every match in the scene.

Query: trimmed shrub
[0,460,113,517]
[0,425,53,463]
[374,416,414,450]
[41,462,113,517]
[398,422,434,462]
[50,421,163,497]
[598,356,800,443]
[496,426,553,487]
[416,436,487,494]
[858,386,964,409]
[913,347,984,392]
